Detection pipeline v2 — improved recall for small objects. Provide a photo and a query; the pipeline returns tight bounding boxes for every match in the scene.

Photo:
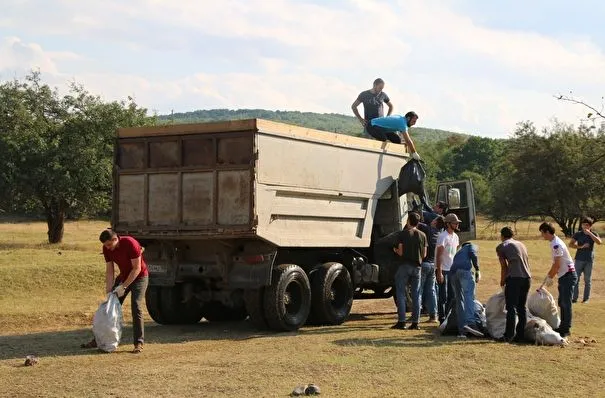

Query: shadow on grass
[333,328,494,348]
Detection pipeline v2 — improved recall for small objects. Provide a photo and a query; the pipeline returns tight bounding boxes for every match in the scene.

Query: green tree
[490,121,605,236]
[0,71,153,243]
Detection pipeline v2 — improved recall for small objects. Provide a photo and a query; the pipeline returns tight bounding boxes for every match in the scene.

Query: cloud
[1,0,604,137]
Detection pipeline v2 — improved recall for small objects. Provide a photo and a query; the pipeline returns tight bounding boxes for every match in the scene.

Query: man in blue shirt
[450,242,483,338]
[569,217,601,303]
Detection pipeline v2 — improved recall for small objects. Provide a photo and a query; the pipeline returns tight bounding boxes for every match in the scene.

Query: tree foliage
[0,71,153,243]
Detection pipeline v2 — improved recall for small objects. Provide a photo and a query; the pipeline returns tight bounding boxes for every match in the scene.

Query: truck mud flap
[228,252,276,289]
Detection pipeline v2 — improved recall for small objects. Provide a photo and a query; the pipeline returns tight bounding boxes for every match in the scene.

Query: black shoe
[391,322,407,330]
[572,300,578,304]
[409,323,420,330]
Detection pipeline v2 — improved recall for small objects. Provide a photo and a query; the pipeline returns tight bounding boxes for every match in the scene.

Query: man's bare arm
[119,257,143,289]
[351,99,365,126]
[105,262,115,293]
[386,101,394,116]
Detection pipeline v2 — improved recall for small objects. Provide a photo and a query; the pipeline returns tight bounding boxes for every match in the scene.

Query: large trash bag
[398,159,430,208]
[527,287,560,329]
[439,299,488,336]
[92,293,123,352]
[524,314,566,346]
[371,115,407,131]
[485,290,516,340]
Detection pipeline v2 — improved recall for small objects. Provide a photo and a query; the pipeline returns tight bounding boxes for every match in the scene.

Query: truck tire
[202,301,247,322]
[145,285,167,325]
[146,285,204,325]
[309,262,353,325]
[263,264,311,332]
[244,288,268,330]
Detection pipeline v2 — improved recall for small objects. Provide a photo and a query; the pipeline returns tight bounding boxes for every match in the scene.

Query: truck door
[435,180,476,242]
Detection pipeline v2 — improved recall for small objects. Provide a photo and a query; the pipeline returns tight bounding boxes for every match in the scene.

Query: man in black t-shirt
[351,78,398,143]
[391,212,427,330]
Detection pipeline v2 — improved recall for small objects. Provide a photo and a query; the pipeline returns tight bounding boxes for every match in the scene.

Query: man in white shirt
[539,222,578,337]
[435,213,461,323]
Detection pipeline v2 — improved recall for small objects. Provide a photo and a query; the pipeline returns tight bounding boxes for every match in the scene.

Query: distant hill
[157,109,467,144]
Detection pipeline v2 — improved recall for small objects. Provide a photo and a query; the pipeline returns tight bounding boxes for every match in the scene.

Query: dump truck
[113,119,476,331]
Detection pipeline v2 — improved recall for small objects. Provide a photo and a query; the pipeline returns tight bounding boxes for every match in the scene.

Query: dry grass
[1,220,604,398]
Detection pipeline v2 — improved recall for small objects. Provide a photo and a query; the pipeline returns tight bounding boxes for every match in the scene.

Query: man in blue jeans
[391,212,427,330]
[418,215,445,323]
[570,217,601,303]
[539,222,578,338]
[436,213,461,323]
[450,242,484,338]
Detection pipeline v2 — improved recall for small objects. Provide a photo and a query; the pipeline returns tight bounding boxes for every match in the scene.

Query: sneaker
[391,322,407,330]
[572,300,578,304]
[409,323,420,330]
[132,343,143,354]
[463,325,484,337]
[80,338,97,349]
[457,334,468,339]
[582,299,590,304]
[427,316,439,323]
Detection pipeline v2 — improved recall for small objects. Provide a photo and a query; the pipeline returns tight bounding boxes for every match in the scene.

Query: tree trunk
[45,199,65,244]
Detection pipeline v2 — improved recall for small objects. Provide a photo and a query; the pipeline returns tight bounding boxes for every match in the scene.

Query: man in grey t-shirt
[351,78,399,143]
[496,227,531,342]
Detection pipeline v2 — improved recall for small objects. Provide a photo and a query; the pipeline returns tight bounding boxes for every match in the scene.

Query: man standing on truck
[391,212,427,330]
[81,229,149,353]
[351,78,395,140]
[435,213,461,324]
[538,222,577,338]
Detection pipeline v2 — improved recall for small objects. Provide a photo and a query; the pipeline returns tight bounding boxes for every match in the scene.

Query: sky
[1,0,604,138]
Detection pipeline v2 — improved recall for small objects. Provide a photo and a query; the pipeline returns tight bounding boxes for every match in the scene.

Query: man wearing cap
[435,213,461,323]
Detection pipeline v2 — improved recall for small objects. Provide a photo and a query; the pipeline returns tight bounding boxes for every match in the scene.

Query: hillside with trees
[158,109,464,144]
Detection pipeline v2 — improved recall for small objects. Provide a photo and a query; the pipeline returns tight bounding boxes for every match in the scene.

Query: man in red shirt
[81,229,149,353]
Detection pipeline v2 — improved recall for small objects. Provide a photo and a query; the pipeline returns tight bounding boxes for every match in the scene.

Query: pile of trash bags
[440,287,566,346]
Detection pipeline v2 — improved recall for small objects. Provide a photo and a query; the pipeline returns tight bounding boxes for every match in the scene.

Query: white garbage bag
[485,290,516,339]
[92,293,123,352]
[524,314,566,346]
[527,287,560,329]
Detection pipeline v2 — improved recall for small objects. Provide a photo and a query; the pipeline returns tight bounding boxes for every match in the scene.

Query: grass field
[1,220,604,398]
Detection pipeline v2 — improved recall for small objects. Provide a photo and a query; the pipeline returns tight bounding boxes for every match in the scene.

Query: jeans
[420,262,437,317]
[573,260,593,302]
[113,276,148,345]
[558,271,578,335]
[395,263,421,323]
[452,270,476,333]
[437,270,454,322]
[504,277,530,340]
[365,125,402,143]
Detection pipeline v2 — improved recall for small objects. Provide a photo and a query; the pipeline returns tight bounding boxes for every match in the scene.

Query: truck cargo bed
[114,119,409,247]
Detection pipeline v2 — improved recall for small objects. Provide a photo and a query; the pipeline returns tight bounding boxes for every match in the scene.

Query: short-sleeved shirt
[573,230,599,261]
[450,243,479,273]
[357,90,390,121]
[418,223,439,263]
[103,236,149,282]
[496,239,531,279]
[436,230,459,271]
[394,228,427,266]
[550,236,575,277]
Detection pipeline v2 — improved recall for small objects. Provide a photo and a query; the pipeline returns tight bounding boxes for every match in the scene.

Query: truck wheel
[146,285,204,325]
[244,288,268,330]
[263,264,311,332]
[310,263,353,325]
[145,286,167,325]
[202,301,247,322]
